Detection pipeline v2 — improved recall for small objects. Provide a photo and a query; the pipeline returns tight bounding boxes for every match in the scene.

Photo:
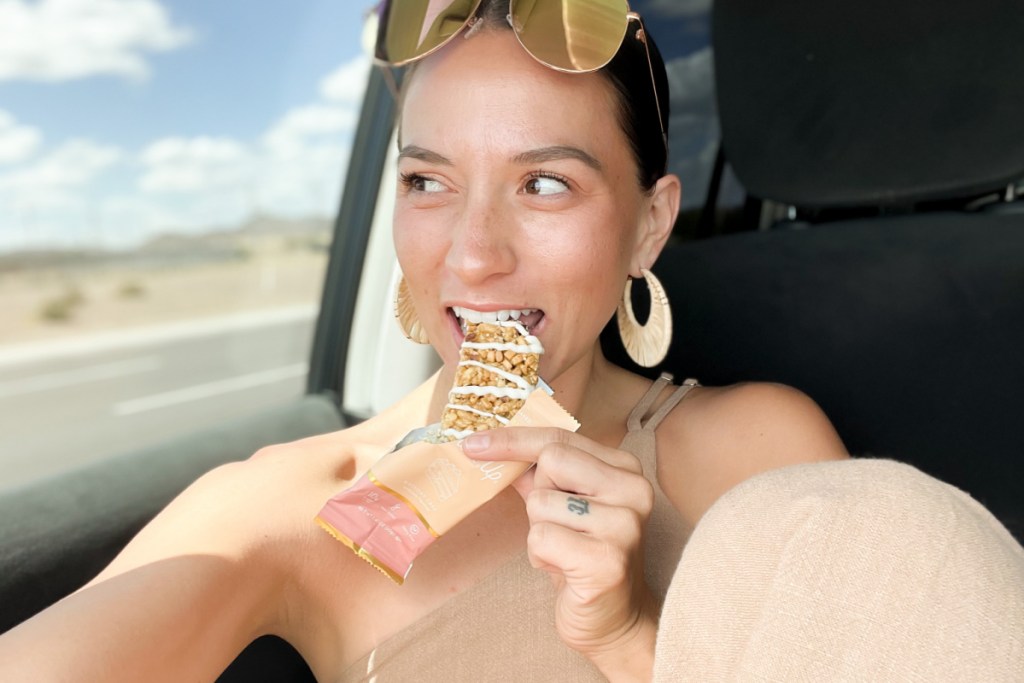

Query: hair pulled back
[467,0,670,191]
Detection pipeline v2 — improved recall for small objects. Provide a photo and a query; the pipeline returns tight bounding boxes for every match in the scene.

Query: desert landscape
[0,216,332,349]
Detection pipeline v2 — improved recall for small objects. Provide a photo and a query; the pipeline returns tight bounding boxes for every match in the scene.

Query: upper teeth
[452,306,536,324]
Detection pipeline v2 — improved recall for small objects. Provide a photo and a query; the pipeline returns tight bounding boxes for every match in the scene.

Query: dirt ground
[0,242,328,348]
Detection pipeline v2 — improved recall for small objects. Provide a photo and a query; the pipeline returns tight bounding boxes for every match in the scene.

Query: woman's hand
[462,427,658,681]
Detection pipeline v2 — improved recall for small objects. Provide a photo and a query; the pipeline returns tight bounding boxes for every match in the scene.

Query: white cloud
[253,141,349,218]
[319,55,371,104]
[0,109,41,164]
[0,0,193,82]
[255,89,362,217]
[99,194,175,240]
[262,104,357,158]
[103,190,248,240]
[134,121,350,230]
[0,138,123,249]
[139,136,253,192]
[0,55,362,250]
[128,95,356,233]
[0,138,122,192]
[245,56,368,216]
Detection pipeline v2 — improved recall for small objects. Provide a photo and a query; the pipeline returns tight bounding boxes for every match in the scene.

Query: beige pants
[654,459,1024,681]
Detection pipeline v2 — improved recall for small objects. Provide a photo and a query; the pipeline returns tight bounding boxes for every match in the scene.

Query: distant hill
[0,215,332,273]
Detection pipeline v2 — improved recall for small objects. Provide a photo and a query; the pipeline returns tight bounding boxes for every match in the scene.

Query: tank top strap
[644,377,700,431]
[626,372,675,432]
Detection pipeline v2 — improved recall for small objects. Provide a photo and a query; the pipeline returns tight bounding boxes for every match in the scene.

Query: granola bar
[440,321,543,440]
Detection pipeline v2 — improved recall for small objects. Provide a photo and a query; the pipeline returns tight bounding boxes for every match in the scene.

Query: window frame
[306,66,398,420]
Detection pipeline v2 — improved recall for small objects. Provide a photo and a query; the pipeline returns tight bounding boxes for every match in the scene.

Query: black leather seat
[605,0,1024,541]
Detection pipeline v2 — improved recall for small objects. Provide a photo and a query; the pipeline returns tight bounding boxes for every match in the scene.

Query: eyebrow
[397,144,603,172]
[398,145,452,165]
[511,146,603,172]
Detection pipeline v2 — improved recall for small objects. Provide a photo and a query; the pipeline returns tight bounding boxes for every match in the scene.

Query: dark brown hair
[411,0,671,191]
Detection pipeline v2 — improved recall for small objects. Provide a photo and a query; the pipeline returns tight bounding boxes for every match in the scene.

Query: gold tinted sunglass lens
[510,0,629,72]
[375,0,482,64]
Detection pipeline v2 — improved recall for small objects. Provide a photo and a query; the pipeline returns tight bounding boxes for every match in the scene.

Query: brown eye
[400,172,445,193]
[524,173,569,196]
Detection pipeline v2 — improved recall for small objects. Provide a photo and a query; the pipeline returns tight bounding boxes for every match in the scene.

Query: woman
[0,2,850,680]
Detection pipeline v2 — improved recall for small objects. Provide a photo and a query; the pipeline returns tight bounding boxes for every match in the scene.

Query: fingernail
[461,433,490,454]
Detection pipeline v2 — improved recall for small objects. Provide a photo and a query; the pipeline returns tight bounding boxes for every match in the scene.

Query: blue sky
[0,0,718,254]
[0,0,370,252]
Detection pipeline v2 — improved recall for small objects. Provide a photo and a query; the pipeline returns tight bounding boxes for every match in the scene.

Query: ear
[630,173,681,275]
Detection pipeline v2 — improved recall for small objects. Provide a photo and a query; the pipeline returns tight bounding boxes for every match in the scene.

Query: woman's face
[395,29,658,382]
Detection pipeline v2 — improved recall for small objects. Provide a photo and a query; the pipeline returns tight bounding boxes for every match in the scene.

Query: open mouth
[449,306,545,335]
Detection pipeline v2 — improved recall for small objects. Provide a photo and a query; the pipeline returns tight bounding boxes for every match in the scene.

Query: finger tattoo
[567,496,590,516]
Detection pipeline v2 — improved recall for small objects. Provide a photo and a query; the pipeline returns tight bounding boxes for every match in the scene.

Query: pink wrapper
[315,390,579,584]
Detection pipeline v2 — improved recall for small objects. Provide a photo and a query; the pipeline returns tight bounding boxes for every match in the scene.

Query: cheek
[533,205,635,275]
[528,215,633,317]
[393,204,445,276]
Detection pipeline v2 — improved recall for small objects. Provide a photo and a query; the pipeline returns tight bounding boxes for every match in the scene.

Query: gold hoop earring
[616,268,672,367]
[394,276,430,344]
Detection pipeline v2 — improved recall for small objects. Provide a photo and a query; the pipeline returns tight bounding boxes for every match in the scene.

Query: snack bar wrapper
[315,388,579,584]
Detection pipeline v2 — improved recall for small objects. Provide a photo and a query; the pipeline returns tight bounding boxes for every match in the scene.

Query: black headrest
[712,0,1024,208]
[604,212,1024,541]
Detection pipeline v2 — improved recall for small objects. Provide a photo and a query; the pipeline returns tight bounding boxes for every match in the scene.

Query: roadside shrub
[39,286,85,322]
[118,279,146,299]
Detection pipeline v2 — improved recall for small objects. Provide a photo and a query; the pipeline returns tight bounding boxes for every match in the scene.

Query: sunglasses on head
[372,0,666,151]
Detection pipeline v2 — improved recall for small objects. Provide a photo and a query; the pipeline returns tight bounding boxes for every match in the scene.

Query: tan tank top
[338,374,699,682]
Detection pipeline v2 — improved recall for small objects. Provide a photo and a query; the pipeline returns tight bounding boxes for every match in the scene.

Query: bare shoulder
[655,381,849,528]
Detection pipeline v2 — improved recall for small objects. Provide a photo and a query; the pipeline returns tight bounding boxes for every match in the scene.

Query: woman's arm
[0,373,439,681]
[657,381,849,529]
[0,459,299,682]
[0,432,366,683]
[0,555,272,681]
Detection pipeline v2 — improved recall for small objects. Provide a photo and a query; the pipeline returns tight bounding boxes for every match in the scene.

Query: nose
[444,193,517,285]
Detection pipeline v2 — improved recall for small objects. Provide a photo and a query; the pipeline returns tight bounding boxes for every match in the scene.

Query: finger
[461,427,640,473]
[526,521,631,590]
[511,466,535,501]
[526,489,646,543]
[531,443,654,512]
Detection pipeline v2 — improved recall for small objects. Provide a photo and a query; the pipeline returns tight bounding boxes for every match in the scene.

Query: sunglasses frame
[373,0,667,152]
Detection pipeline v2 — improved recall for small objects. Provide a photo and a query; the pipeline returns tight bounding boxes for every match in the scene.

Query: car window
[638,0,746,239]
[0,1,369,492]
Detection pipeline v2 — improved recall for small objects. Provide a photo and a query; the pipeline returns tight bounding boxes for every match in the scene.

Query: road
[0,305,318,493]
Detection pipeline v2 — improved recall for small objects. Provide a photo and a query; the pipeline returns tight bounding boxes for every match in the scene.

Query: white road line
[0,356,163,400]
[0,304,317,369]
[113,362,309,416]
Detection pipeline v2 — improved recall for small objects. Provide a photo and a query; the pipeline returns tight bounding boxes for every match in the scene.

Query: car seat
[605,0,1024,541]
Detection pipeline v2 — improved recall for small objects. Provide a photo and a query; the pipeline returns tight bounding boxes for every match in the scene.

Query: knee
[694,458,1024,609]
[661,459,1024,679]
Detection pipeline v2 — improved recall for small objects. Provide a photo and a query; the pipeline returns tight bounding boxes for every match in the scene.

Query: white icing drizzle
[492,319,534,336]
[460,339,544,354]
[457,360,532,390]
[442,428,477,440]
[448,385,531,400]
[444,403,511,425]
[443,320,544,440]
